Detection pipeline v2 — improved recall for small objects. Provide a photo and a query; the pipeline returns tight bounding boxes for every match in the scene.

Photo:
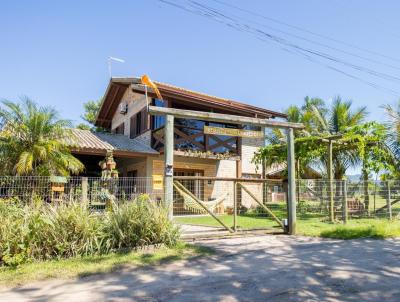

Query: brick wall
[241,128,265,175]
[111,88,147,137]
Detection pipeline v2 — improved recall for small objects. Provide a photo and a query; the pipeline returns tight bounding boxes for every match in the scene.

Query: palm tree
[260,96,368,180]
[311,96,368,179]
[0,98,84,176]
[382,101,400,165]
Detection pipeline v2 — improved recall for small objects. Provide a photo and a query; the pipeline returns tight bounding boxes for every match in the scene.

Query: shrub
[0,195,180,267]
[103,195,180,250]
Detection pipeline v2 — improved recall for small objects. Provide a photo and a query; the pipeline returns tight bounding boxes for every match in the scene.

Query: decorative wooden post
[287,128,296,235]
[164,114,174,220]
[342,180,348,224]
[328,140,334,222]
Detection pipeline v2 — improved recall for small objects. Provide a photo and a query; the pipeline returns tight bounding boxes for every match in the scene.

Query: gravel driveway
[1,235,400,301]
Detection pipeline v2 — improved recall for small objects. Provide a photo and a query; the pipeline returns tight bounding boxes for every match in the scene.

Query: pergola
[149,106,304,235]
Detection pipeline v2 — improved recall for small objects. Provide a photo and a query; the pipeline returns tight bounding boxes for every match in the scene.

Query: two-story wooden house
[70,77,287,213]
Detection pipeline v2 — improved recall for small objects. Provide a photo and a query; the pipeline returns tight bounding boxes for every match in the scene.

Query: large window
[151,98,166,129]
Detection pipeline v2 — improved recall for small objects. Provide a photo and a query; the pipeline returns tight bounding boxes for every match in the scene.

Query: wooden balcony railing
[152,124,239,155]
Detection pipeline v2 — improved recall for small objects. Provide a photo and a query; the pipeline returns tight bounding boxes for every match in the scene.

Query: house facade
[70,77,287,213]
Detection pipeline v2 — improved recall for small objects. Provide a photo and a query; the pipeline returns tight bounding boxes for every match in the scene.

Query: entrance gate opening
[149,105,303,235]
[173,177,287,233]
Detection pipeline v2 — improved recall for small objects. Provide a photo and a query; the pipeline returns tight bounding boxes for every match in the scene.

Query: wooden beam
[287,128,296,235]
[148,106,304,130]
[328,140,334,222]
[237,182,284,229]
[173,176,283,183]
[164,114,174,220]
[174,181,234,233]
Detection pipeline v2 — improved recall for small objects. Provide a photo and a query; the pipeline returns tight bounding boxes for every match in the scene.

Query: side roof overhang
[67,129,159,158]
[95,77,288,128]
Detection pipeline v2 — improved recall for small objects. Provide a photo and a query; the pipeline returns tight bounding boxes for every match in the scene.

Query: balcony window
[151,99,166,130]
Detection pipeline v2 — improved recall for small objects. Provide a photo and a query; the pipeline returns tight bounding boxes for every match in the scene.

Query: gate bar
[173,176,284,183]
[174,181,234,233]
[237,182,284,229]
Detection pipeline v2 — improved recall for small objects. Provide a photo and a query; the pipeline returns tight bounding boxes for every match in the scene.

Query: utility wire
[189,1,400,84]
[210,0,400,64]
[157,0,400,96]
[198,2,400,72]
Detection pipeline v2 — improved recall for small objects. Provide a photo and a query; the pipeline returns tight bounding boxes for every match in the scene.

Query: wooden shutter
[130,115,137,139]
[141,107,148,131]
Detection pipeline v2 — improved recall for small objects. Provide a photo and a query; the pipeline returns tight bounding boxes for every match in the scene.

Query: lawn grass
[175,214,400,239]
[0,243,213,288]
[174,214,281,229]
[297,218,400,239]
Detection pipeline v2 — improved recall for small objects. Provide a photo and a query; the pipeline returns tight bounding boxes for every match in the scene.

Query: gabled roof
[68,129,158,157]
[95,77,287,128]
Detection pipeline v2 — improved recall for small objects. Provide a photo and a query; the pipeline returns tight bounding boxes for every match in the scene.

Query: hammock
[173,182,227,214]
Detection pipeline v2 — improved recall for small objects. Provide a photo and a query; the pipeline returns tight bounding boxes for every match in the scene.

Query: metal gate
[173,176,287,233]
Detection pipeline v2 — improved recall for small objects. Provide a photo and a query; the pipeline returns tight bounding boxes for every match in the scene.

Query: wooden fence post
[387,181,393,220]
[233,181,237,232]
[328,140,334,222]
[342,180,348,224]
[82,177,88,205]
[164,114,174,220]
[287,128,296,235]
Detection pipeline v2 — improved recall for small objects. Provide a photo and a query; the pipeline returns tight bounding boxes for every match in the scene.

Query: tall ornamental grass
[0,197,179,267]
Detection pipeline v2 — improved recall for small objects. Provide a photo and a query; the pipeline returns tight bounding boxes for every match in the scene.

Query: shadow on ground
[1,235,400,302]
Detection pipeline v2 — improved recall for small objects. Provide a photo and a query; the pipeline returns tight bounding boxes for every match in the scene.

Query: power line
[157,0,400,96]
[189,1,400,83]
[210,0,400,64]
[198,2,400,72]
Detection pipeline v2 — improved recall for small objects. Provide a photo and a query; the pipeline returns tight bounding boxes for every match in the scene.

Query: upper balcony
[151,118,240,160]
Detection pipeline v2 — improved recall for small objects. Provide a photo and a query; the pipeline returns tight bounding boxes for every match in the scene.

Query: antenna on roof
[108,56,125,78]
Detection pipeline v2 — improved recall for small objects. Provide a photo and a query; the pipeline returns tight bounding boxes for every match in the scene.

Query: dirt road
[1,235,399,301]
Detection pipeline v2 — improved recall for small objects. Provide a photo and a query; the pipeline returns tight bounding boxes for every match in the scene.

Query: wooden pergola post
[328,139,334,222]
[164,114,174,220]
[287,128,296,235]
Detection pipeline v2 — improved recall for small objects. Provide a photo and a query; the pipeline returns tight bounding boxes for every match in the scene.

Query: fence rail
[0,176,163,207]
[0,176,398,222]
[297,179,400,221]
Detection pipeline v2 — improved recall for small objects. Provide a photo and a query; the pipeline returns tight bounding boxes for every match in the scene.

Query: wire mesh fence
[1,176,398,227]
[173,177,287,232]
[297,179,400,221]
[0,176,163,209]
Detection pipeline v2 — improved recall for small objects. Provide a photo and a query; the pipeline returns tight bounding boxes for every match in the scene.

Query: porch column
[287,128,296,235]
[164,114,174,220]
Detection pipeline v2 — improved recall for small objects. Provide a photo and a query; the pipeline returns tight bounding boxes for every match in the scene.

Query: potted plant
[107,160,116,170]
[99,160,107,170]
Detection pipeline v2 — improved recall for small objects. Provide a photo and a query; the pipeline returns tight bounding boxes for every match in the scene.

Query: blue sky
[1,0,400,126]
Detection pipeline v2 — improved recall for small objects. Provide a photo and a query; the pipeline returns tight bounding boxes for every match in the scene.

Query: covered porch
[69,129,159,177]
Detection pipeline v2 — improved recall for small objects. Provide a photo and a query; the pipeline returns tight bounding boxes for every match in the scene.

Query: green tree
[0,98,84,176]
[76,99,103,131]
[255,96,368,180]
[313,96,368,179]
[344,122,392,209]
[382,101,400,172]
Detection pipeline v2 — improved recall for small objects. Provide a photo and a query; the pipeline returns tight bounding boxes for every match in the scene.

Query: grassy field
[174,214,280,229]
[297,218,400,239]
[175,214,400,239]
[0,243,213,288]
